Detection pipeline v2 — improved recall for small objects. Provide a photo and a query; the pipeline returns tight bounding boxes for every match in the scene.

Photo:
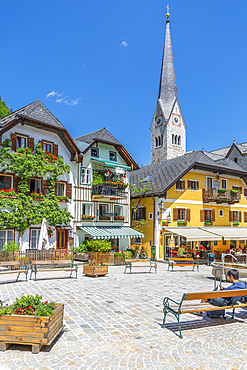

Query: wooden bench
[167,258,199,272]
[30,260,78,281]
[124,259,157,274]
[0,261,29,282]
[162,289,247,338]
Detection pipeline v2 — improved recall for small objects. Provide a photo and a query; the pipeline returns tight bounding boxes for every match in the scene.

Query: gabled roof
[0,100,65,129]
[130,150,247,197]
[75,128,121,146]
[158,18,178,121]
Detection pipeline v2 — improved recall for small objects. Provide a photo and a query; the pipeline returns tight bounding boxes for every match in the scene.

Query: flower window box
[0,189,16,198]
[114,216,125,221]
[177,220,187,226]
[81,215,96,220]
[204,221,213,226]
[57,196,69,202]
[233,221,240,226]
[99,216,111,220]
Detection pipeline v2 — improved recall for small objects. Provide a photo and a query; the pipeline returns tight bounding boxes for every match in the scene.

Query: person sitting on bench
[202,269,246,306]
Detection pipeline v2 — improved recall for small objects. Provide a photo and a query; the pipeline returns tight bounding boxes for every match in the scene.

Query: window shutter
[11,133,16,151]
[212,209,215,222]
[182,181,185,190]
[196,181,199,190]
[132,209,136,221]
[186,209,191,222]
[41,180,49,196]
[240,187,242,194]
[200,210,204,222]
[66,183,72,199]
[28,137,34,151]
[13,176,20,192]
[244,212,247,223]
[239,211,242,223]
[53,144,58,156]
[173,208,178,221]
[244,189,247,197]
[229,211,232,222]
[188,180,191,189]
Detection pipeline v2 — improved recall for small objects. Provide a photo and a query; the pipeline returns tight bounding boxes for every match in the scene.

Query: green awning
[91,158,131,170]
[78,226,144,239]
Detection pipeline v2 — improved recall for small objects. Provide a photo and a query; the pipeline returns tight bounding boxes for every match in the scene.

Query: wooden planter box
[74,253,89,262]
[83,265,108,278]
[0,303,64,354]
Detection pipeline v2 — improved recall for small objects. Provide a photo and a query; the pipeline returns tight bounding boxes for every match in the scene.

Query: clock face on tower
[172,114,181,126]
[155,115,163,128]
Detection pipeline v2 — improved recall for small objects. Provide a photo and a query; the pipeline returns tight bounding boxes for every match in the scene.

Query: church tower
[151,7,186,164]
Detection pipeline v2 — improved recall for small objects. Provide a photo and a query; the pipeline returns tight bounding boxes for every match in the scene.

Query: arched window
[158,136,161,146]
[234,157,238,163]
[178,136,181,146]
[155,138,158,147]
[175,135,177,145]
[172,134,174,144]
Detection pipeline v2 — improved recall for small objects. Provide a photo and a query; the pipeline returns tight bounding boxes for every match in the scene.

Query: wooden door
[56,229,68,249]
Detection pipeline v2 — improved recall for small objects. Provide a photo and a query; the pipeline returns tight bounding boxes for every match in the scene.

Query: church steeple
[150,6,186,164]
[158,6,178,121]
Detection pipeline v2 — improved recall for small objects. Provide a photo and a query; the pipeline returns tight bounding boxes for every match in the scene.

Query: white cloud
[46,91,80,106]
[46,91,62,99]
[120,41,128,47]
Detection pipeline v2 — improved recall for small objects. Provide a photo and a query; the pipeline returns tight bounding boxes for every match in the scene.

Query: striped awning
[78,226,144,239]
[163,227,222,241]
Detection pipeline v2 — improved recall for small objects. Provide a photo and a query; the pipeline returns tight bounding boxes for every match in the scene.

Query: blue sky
[1,1,247,166]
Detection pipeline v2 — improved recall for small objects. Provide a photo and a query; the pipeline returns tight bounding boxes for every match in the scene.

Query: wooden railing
[0,249,73,266]
[202,189,241,204]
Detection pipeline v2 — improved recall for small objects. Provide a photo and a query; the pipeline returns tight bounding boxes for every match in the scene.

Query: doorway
[56,229,68,249]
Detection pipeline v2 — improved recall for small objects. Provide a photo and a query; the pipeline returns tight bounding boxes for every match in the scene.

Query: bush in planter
[81,239,111,253]
[114,250,132,259]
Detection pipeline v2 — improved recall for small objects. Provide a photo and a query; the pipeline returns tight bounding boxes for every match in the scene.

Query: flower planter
[1,195,16,199]
[204,221,213,226]
[83,265,108,278]
[74,253,89,262]
[0,303,64,354]
[177,221,187,226]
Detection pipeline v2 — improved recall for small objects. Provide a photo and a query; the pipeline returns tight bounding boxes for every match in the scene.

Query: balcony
[202,189,241,204]
[92,184,127,200]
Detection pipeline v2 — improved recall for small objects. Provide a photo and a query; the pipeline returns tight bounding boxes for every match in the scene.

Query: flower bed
[0,294,64,353]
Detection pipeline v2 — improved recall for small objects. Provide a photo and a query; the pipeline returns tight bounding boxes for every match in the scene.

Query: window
[81,167,91,185]
[109,151,117,162]
[161,135,163,146]
[175,180,185,190]
[221,179,227,189]
[205,210,212,221]
[214,241,218,246]
[82,203,92,216]
[155,138,158,147]
[158,136,161,146]
[91,147,99,158]
[178,136,181,146]
[244,189,247,197]
[229,211,241,222]
[133,237,142,244]
[16,135,27,149]
[0,230,14,251]
[56,182,65,197]
[133,207,146,221]
[175,135,177,145]
[43,142,53,153]
[143,174,154,182]
[99,204,109,218]
[30,229,40,249]
[232,211,239,222]
[234,157,238,163]
[114,205,123,217]
[188,180,199,190]
[219,209,224,217]
[207,177,213,189]
[172,135,174,144]
[223,239,226,246]
[232,185,242,193]
[149,212,153,220]
[0,175,12,190]
[178,208,186,220]
[30,179,41,193]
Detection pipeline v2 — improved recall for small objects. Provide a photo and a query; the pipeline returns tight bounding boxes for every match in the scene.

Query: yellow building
[130,151,247,259]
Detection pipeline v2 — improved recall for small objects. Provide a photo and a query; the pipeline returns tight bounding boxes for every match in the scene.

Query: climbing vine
[0,140,73,245]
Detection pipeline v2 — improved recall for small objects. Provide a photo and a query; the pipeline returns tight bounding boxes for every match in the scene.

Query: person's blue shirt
[224,281,246,305]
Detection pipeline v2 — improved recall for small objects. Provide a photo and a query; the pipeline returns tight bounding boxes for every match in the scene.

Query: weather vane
[166,5,170,19]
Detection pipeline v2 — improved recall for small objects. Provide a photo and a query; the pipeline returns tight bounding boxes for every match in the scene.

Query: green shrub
[3,241,20,252]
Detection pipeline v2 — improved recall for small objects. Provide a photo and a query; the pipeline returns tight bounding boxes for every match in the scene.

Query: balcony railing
[202,189,241,204]
[92,184,126,199]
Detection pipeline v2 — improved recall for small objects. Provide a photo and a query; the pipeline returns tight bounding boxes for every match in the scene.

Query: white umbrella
[38,218,49,250]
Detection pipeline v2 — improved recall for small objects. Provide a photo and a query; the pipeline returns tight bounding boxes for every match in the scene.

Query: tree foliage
[0,140,73,244]
[0,97,12,119]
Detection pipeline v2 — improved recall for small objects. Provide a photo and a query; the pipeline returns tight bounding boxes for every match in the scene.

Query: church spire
[158,6,178,121]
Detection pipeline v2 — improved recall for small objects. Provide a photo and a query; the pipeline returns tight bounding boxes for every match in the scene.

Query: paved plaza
[0,262,247,369]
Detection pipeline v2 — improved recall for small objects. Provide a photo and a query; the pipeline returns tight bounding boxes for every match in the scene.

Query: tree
[0,140,73,246]
[130,179,154,232]
[0,97,12,119]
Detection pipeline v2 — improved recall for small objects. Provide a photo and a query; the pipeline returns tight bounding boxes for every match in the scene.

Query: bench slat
[184,289,247,301]
[169,303,247,314]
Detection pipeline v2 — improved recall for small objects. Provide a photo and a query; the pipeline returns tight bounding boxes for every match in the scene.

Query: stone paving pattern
[0,263,247,369]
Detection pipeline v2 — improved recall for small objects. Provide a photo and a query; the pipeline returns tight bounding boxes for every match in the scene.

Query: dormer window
[109,151,117,161]
[91,147,99,158]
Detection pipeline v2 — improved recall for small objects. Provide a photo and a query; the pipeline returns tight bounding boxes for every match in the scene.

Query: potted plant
[48,227,54,238]
[83,261,108,277]
[74,242,89,262]
[0,294,64,354]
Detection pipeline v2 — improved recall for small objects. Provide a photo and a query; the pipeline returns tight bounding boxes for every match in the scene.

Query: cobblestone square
[0,262,246,369]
